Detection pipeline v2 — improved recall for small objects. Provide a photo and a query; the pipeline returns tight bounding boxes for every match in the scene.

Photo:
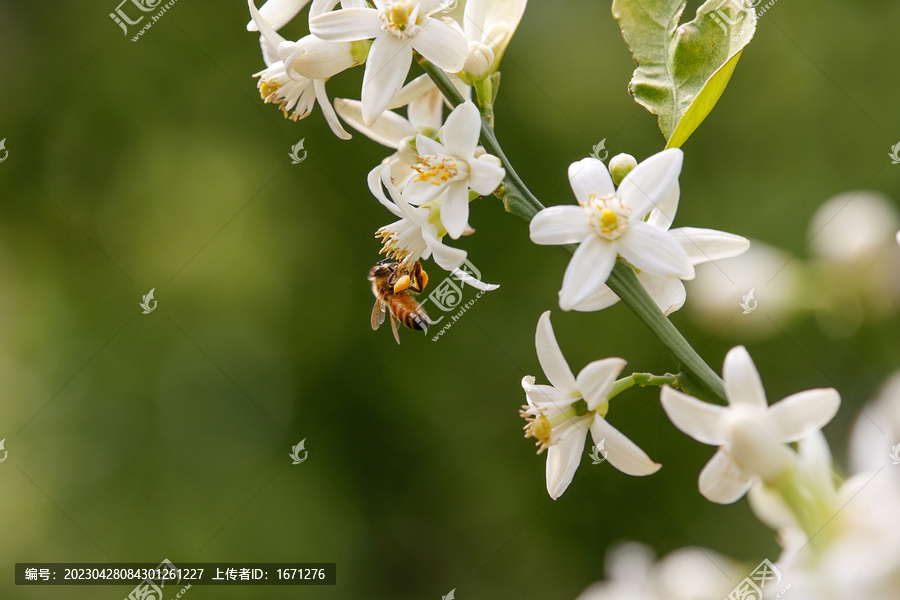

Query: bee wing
[389,313,402,345]
[371,300,386,330]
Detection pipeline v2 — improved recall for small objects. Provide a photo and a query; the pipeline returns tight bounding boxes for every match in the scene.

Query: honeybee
[368,260,430,344]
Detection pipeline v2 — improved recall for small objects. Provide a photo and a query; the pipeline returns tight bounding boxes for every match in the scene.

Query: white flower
[808,191,900,264]
[402,101,505,239]
[530,150,694,311]
[335,74,470,187]
[310,0,467,125]
[369,164,497,290]
[461,0,527,78]
[247,0,310,31]
[520,312,660,500]
[568,177,749,315]
[249,0,357,138]
[660,346,840,504]
[575,542,741,600]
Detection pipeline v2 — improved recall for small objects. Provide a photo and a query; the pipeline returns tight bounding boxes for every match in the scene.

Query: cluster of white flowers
[247,0,527,284]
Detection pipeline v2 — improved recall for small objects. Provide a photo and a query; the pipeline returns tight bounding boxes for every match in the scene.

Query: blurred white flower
[310,0,467,125]
[575,542,741,600]
[402,101,505,239]
[369,164,497,290]
[520,312,660,500]
[807,191,900,335]
[686,240,802,338]
[250,0,358,138]
[660,346,840,504]
[848,371,900,474]
[808,191,900,264]
[530,150,694,311]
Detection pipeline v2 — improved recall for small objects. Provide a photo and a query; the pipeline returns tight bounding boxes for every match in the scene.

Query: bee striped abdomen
[390,295,429,331]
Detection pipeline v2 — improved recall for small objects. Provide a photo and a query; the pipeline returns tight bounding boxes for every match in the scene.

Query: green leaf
[612,0,757,148]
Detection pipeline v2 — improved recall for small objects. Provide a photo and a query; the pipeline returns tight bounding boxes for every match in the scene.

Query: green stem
[419,60,726,403]
[608,372,678,400]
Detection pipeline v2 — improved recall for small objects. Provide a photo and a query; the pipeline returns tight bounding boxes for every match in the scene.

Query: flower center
[519,398,593,455]
[584,192,629,240]
[380,2,421,38]
[412,155,461,185]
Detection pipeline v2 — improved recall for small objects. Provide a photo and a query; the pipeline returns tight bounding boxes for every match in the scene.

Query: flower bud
[463,41,494,81]
[609,153,637,187]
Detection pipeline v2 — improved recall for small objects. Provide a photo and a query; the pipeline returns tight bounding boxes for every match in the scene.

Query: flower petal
[698,448,754,504]
[403,178,447,206]
[638,272,686,316]
[569,285,620,313]
[529,206,592,245]
[617,221,694,279]
[668,227,751,267]
[314,79,352,140]
[439,101,481,158]
[535,311,577,394]
[467,155,505,196]
[545,424,588,499]
[769,388,841,443]
[422,229,467,271]
[440,183,470,240]
[415,133,446,157]
[722,346,768,409]
[247,0,311,31]
[646,181,680,231]
[412,18,468,73]
[452,266,499,291]
[660,386,727,445]
[618,149,683,219]
[367,164,404,218]
[590,417,661,476]
[309,7,382,41]
[334,98,413,147]
[576,358,626,411]
[558,235,616,311]
[361,36,414,125]
[522,377,575,417]
[406,87,444,131]
[567,158,615,205]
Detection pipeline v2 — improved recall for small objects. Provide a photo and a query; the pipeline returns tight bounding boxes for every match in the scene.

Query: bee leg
[389,313,401,344]
[392,274,411,294]
[416,267,429,292]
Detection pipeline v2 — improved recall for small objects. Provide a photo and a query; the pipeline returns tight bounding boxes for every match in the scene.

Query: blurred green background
[1,0,899,598]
